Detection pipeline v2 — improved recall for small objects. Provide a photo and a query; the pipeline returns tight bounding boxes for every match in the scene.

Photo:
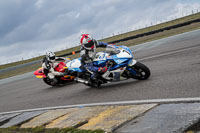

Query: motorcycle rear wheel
[43,78,57,86]
[131,62,150,80]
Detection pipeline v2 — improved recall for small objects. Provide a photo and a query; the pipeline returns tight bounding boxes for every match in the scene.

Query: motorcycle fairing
[34,68,46,78]
[93,60,107,67]
[120,45,133,57]
[66,58,82,72]
[102,66,127,81]
[54,62,65,72]
[109,58,132,71]
[93,52,108,67]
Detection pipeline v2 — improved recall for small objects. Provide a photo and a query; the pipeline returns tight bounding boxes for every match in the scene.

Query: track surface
[0,30,200,113]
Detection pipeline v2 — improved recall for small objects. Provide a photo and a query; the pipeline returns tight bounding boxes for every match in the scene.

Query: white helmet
[80,34,96,50]
[46,51,55,61]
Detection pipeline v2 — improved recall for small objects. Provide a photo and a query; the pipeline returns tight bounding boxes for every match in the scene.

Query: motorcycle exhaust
[75,78,89,84]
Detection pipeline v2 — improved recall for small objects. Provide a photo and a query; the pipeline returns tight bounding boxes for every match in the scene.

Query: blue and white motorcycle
[66,45,150,87]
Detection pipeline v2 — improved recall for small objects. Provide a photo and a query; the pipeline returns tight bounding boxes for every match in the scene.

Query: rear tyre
[131,62,150,80]
[43,78,57,86]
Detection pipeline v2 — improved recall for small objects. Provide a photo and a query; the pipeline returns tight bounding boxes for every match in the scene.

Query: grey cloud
[0,0,35,39]
[0,0,82,45]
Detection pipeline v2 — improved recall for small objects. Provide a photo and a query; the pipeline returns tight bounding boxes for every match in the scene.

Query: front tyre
[131,62,150,80]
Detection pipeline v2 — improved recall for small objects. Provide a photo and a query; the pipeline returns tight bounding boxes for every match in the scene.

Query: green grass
[1,12,200,79]
[0,126,105,133]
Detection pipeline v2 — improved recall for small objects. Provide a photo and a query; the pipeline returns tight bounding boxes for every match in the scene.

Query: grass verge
[0,126,105,133]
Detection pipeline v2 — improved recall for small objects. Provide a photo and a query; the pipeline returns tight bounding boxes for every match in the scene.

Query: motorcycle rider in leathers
[42,51,70,85]
[79,34,109,81]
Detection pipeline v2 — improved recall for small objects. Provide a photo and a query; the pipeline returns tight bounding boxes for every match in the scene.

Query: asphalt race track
[0,30,200,113]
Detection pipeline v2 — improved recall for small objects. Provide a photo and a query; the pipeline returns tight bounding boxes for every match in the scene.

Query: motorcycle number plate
[94,52,107,61]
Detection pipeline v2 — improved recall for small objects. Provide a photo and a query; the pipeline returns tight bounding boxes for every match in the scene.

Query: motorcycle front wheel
[131,62,151,80]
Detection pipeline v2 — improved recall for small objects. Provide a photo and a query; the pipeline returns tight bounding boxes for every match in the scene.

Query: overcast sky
[0,0,200,64]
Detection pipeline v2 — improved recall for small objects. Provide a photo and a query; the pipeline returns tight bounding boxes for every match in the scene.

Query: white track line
[1,97,200,115]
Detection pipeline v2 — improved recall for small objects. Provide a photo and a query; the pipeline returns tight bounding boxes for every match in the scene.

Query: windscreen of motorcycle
[116,47,133,58]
